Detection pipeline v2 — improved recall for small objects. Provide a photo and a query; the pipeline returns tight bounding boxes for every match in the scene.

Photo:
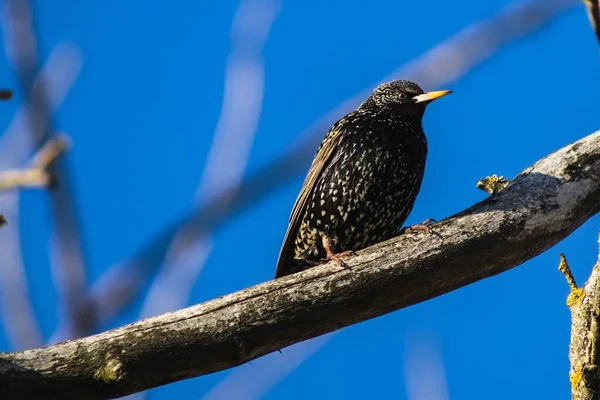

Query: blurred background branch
[0,11,81,349]
[0,134,69,192]
[584,0,600,43]
[124,2,281,397]
[4,0,91,343]
[404,330,449,400]
[138,0,281,320]
[200,334,332,400]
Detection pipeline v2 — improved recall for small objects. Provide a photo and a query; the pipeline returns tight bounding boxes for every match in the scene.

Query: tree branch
[2,130,600,399]
[584,0,600,44]
[0,135,66,229]
[562,236,600,398]
[0,134,70,192]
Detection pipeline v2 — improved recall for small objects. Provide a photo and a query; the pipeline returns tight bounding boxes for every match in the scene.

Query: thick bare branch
[563,236,600,399]
[1,131,600,399]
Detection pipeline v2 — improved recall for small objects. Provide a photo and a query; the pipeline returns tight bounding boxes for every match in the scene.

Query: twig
[0,135,70,192]
[30,134,70,168]
[559,254,586,307]
[70,0,580,336]
[2,129,600,399]
[564,236,600,399]
[0,169,53,191]
[584,0,600,44]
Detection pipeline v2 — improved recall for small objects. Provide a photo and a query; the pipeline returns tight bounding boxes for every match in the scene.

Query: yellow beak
[412,90,452,104]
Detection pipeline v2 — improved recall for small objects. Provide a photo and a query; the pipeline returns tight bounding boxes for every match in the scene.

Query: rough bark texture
[566,235,600,399]
[1,131,600,399]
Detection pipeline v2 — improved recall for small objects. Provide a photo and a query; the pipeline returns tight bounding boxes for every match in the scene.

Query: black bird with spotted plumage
[275,80,451,278]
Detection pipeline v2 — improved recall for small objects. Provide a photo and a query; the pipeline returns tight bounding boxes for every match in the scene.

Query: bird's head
[360,80,451,118]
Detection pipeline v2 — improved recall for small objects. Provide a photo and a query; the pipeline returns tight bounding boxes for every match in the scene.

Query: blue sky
[1,0,599,399]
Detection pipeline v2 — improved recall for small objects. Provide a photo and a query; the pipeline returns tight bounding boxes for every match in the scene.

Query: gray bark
[2,131,600,399]
[564,235,600,399]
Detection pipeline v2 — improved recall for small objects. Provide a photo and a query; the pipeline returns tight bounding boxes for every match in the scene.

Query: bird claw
[319,250,355,270]
[402,218,437,234]
[320,236,355,270]
[320,256,351,270]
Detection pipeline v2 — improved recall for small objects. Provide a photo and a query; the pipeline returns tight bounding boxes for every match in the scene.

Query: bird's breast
[311,128,426,225]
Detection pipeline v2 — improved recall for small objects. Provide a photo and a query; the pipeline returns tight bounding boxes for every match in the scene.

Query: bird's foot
[319,251,354,270]
[402,218,436,234]
[320,236,355,270]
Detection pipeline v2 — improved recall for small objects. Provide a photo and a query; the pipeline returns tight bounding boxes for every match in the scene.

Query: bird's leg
[320,236,353,270]
[402,218,436,234]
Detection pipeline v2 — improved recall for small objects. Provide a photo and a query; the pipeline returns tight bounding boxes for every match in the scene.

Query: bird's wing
[274,115,354,278]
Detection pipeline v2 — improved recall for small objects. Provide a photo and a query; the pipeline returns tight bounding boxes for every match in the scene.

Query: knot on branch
[93,356,126,384]
[558,254,585,307]
[475,174,509,195]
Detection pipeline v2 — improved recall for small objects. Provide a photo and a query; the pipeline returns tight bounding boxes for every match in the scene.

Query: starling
[274,80,451,278]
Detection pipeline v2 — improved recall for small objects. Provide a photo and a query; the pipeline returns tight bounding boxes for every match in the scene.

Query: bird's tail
[274,243,294,278]
[274,236,310,278]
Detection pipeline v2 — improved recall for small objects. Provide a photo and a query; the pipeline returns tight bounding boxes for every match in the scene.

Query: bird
[274,79,451,278]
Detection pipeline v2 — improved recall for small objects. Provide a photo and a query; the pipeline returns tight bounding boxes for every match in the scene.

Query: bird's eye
[398,93,408,99]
